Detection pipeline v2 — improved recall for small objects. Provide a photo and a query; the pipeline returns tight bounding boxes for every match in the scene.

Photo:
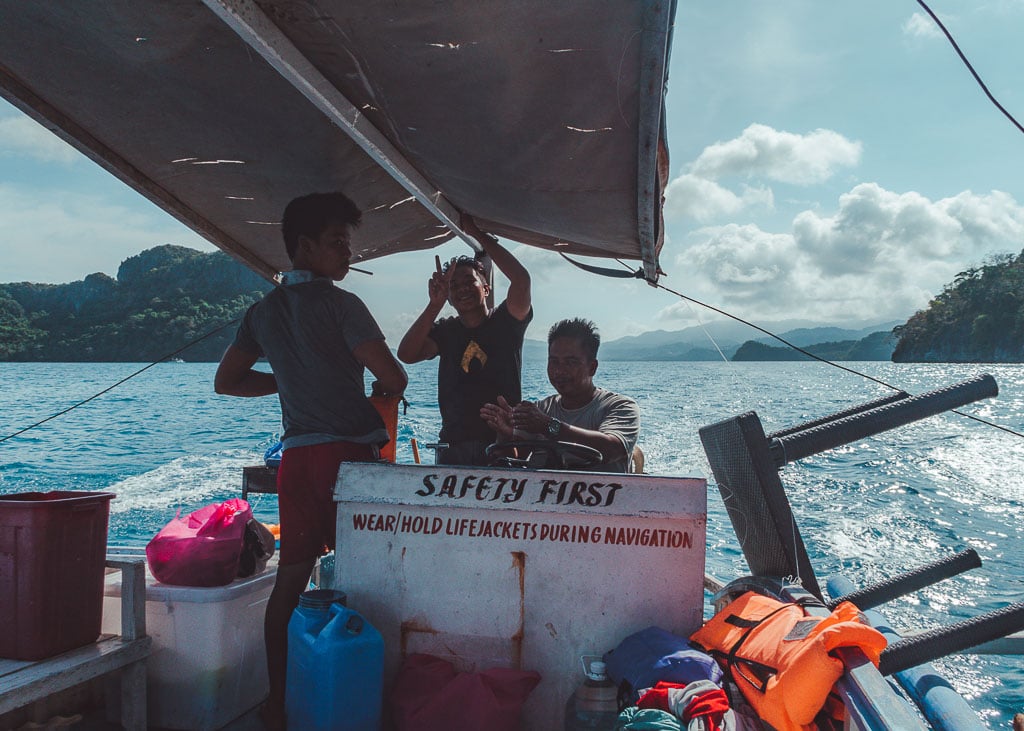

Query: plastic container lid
[588,660,608,680]
[298,588,348,610]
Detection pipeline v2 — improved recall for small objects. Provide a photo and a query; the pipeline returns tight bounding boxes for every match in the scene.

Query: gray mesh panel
[699,412,821,599]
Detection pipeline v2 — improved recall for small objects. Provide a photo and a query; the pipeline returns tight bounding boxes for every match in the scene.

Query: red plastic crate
[0,490,114,660]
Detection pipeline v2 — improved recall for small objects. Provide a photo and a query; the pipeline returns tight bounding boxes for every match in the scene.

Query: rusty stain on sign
[399,617,439,658]
[512,550,526,668]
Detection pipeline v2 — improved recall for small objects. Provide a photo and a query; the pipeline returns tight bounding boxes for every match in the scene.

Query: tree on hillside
[0,289,45,358]
[892,251,1024,362]
[1,246,272,362]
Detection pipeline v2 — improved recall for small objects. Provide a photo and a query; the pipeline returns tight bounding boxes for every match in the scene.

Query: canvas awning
[0,1,674,281]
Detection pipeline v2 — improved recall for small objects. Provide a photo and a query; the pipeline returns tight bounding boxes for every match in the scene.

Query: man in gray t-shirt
[214,192,407,731]
[481,318,640,472]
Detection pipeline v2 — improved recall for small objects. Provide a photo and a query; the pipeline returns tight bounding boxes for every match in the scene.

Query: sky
[3,1,1024,344]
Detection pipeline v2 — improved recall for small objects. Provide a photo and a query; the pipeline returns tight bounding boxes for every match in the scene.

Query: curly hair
[442,254,488,277]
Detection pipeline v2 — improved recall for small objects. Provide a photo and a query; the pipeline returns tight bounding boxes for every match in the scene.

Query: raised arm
[354,339,408,396]
[214,344,278,397]
[462,214,531,321]
[397,260,451,363]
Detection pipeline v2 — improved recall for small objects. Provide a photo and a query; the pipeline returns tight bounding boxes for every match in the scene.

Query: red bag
[392,653,541,731]
[145,498,253,586]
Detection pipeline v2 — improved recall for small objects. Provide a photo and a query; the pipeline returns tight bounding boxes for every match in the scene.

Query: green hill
[893,251,1024,362]
[732,331,896,362]
[0,246,272,362]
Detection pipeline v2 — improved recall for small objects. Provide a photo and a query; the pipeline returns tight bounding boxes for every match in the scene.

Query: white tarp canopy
[0,1,674,281]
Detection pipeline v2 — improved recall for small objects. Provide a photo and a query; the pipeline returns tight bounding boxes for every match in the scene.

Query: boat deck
[51,706,264,731]
[0,558,151,731]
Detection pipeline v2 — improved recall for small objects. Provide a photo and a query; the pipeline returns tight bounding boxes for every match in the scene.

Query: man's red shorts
[276,440,377,565]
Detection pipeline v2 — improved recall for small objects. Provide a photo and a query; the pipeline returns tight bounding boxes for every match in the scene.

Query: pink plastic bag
[145,498,252,586]
[392,653,541,731]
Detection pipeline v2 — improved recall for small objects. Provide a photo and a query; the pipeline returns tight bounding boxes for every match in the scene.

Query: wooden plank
[704,573,724,593]
[106,557,146,640]
[0,658,33,680]
[119,661,147,731]
[0,636,151,715]
[242,465,278,498]
[0,556,151,722]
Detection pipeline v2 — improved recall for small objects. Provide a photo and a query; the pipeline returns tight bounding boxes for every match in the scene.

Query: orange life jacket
[369,394,402,462]
[690,591,887,731]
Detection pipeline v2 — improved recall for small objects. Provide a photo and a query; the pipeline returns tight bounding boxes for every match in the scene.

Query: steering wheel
[485,439,603,470]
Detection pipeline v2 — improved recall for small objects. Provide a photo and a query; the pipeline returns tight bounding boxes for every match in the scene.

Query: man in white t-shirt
[480,318,640,472]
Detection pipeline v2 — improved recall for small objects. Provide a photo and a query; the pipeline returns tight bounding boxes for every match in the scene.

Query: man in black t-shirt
[398,214,532,465]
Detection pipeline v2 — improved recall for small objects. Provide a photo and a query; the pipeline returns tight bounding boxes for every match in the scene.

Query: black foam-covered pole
[768,390,909,440]
[770,374,997,467]
[879,600,1024,676]
[827,549,981,611]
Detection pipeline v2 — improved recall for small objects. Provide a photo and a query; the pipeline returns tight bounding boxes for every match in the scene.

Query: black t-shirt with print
[430,302,532,444]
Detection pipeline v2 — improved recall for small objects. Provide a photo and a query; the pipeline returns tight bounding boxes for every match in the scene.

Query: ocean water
[1,359,1022,727]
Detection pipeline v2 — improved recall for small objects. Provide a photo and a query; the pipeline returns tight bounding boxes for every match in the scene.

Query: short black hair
[442,254,487,278]
[282,192,362,261]
[548,318,600,360]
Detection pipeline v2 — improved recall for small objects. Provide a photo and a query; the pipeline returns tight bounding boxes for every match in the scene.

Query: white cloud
[679,223,801,295]
[943,189,1024,244]
[665,174,773,222]
[903,12,945,40]
[794,183,1024,275]
[689,124,862,185]
[663,125,858,223]
[0,184,214,283]
[664,183,1024,325]
[381,309,423,345]
[0,115,79,164]
[506,244,572,283]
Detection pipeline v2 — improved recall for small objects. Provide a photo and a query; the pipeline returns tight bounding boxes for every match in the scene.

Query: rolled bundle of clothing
[601,626,762,731]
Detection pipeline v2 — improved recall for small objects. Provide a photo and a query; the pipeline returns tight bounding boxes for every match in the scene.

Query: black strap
[559,253,646,279]
[721,603,796,693]
[722,597,826,692]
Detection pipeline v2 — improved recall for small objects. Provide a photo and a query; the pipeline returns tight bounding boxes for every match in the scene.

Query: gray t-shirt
[534,387,640,472]
[233,275,388,449]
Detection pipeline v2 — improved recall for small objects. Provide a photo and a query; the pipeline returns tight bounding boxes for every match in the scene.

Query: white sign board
[334,462,706,731]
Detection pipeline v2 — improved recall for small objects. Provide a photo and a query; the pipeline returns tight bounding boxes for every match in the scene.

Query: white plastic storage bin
[102,559,276,730]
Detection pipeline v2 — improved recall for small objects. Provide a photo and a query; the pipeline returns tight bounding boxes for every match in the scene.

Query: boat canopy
[0,1,674,281]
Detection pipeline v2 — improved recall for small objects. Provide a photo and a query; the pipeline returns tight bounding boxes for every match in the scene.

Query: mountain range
[522,320,901,362]
[1,244,902,363]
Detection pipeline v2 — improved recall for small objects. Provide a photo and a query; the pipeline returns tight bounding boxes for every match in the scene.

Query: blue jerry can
[286,591,384,731]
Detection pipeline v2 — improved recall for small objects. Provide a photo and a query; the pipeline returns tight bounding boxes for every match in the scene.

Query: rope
[608,260,1024,440]
[0,318,240,444]
[916,0,1024,137]
[615,260,729,363]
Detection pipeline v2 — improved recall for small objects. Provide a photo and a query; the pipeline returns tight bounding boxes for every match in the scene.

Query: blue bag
[603,626,723,705]
[263,440,283,467]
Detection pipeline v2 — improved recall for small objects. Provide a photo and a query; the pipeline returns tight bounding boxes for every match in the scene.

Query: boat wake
[105,450,279,546]
[106,451,257,513]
